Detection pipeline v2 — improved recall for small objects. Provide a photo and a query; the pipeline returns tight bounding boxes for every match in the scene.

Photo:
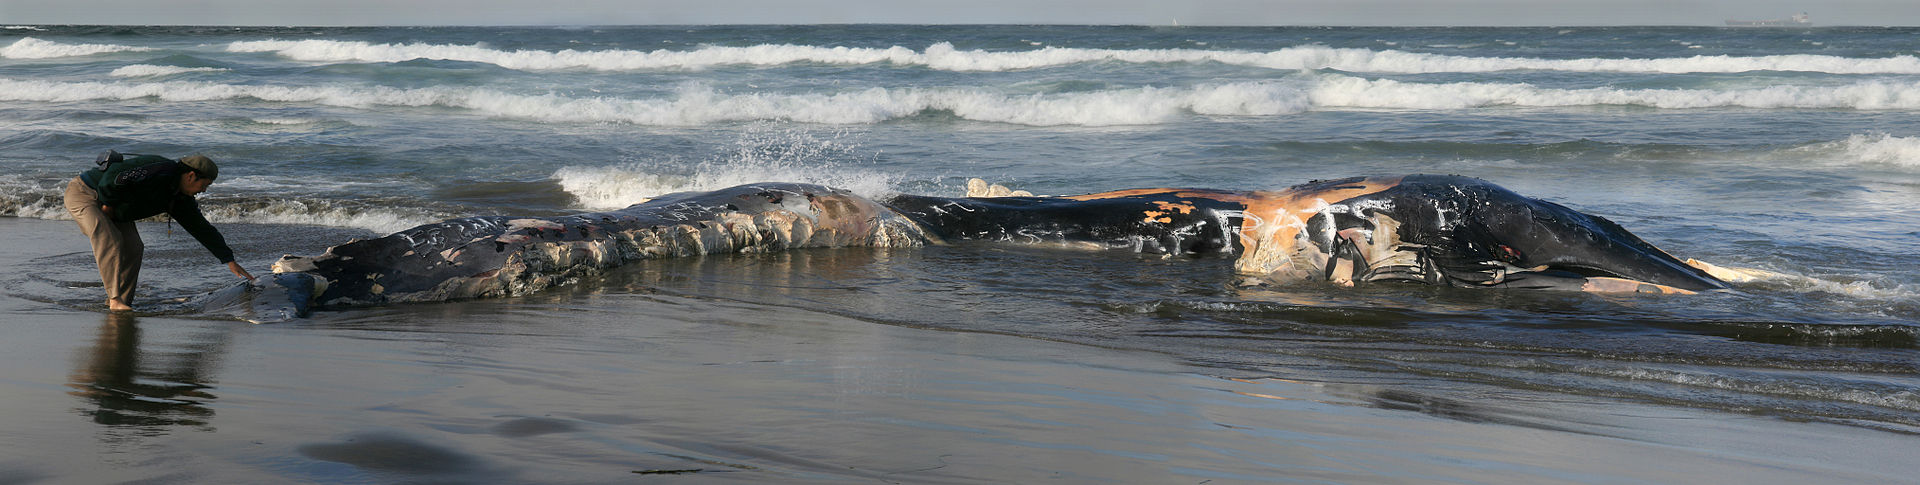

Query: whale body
[219,175,1725,322]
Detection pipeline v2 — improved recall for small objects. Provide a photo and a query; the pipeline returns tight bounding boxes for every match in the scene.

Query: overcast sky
[2,0,1914,27]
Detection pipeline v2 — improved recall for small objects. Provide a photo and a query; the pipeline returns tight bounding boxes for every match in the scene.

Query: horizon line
[2,22,1903,28]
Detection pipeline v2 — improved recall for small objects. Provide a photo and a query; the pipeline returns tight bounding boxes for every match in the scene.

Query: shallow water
[2,219,1916,484]
[3,25,1920,482]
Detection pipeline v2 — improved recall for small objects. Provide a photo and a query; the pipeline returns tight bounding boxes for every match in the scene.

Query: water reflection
[67,313,225,431]
[573,244,1920,431]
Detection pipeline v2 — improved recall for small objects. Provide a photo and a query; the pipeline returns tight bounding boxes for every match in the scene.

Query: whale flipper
[184,272,319,324]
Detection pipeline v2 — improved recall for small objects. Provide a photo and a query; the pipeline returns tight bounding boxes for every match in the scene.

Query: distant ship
[1725,12,1812,27]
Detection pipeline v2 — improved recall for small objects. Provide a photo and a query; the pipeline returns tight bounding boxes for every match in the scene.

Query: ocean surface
[2,24,1919,483]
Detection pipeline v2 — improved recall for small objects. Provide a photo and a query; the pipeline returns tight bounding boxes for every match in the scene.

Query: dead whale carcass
[226,176,1732,322]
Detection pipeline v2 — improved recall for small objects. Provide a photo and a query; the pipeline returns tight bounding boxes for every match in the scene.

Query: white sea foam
[215,175,417,193]
[225,39,1920,74]
[0,176,435,234]
[552,167,685,211]
[108,64,229,77]
[248,117,325,125]
[228,39,923,71]
[196,200,439,235]
[3,26,47,31]
[1705,260,1919,301]
[1834,134,1920,169]
[5,197,433,235]
[1777,133,1920,172]
[17,76,1920,126]
[0,37,152,59]
[1773,272,1917,301]
[554,127,898,210]
[1303,76,1920,110]
[0,77,1311,126]
[1590,366,1920,412]
[0,176,66,220]
[552,163,896,211]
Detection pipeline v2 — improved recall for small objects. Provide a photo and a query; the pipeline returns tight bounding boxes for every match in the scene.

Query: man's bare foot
[107,299,133,312]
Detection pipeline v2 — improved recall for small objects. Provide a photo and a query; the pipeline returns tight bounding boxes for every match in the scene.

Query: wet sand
[1,217,1915,484]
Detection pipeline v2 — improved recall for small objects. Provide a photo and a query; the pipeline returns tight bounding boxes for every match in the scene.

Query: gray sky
[2,0,1914,27]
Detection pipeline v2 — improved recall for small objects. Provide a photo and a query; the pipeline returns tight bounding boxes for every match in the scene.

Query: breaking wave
[1744,267,1920,302]
[0,77,1311,126]
[193,198,445,235]
[1831,133,1920,169]
[0,176,67,220]
[247,117,326,125]
[553,127,898,210]
[0,37,152,59]
[226,39,1920,74]
[18,75,1920,125]
[0,176,441,235]
[108,64,230,77]
[1770,133,1920,173]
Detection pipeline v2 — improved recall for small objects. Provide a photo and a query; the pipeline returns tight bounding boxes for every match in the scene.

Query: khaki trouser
[64,177,143,305]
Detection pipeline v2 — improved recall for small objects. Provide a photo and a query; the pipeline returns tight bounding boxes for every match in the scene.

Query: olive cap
[178,155,217,180]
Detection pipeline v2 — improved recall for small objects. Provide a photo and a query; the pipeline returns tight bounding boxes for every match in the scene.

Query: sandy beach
[1,216,1914,484]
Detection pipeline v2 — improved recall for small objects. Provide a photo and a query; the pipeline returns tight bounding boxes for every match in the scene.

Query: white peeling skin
[506,218,564,231]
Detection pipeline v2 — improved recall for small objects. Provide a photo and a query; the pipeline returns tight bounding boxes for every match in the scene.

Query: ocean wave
[247,117,326,125]
[553,164,900,211]
[195,198,444,235]
[554,127,898,210]
[1833,134,1920,169]
[226,39,1920,74]
[0,37,151,59]
[1762,271,1917,302]
[214,174,417,193]
[0,177,67,220]
[18,76,1920,126]
[108,64,230,77]
[1303,76,1920,110]
[1770,134,1920,173]
[0,77,1312,126]
[0,177,439,235]
[228,39,921,71]
[3,26,47,31]
[1584,366,1920,413]
[1701,259,1918,303]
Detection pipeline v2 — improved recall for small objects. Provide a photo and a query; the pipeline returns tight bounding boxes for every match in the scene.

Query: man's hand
[228,261,255,281]
[100,204,114,218]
